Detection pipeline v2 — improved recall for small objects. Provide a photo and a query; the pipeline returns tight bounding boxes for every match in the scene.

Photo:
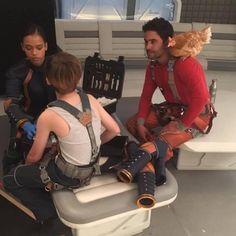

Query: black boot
[154,156,167,186]
[154,139,168,186]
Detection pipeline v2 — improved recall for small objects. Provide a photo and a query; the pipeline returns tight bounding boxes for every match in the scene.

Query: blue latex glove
[22,122,36,140]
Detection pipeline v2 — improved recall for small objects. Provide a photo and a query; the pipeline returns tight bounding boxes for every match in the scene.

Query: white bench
[177,89,236,170]
[52,169,177,236]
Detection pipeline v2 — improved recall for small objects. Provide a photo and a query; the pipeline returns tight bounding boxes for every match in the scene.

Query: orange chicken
[169,26,211,58]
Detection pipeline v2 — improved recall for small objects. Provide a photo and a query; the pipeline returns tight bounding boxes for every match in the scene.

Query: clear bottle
[209,79,217,104]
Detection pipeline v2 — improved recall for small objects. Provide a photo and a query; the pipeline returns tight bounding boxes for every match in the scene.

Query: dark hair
[21,23,47,42]
[45,52,82,94]
[142,17,174,43]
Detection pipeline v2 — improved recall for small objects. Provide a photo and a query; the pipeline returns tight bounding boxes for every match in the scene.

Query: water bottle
[209,79,217,104]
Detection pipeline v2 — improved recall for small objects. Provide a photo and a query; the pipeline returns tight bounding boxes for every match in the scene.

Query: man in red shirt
[117,18,215,192]
[127,17,213,149]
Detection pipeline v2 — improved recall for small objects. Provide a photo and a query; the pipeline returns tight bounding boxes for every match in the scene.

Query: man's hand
[22,122,36,140]
[137,125,154,142]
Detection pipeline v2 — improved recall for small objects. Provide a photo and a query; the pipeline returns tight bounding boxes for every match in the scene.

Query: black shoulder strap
[77,88,91,113]
[48,89,99,163]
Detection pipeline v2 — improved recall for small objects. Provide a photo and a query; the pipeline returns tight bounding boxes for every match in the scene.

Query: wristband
[16,118,29,130]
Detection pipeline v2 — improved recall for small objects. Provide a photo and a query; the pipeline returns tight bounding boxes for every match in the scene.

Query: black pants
[2,160,81,221]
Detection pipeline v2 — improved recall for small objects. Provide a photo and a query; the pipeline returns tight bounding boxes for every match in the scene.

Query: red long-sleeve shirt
[138,57,209,127]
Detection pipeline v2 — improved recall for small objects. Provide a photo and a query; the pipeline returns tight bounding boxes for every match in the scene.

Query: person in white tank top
[26,52,120,166]
[3,52,120,223]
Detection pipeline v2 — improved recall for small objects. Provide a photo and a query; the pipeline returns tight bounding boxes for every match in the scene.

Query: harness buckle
[93,163,101,176]
[40,168,51,184]
[79,112,92,126]
[45,182,53,192]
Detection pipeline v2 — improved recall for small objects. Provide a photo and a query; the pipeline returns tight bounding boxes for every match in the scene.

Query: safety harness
[39,89,100,191]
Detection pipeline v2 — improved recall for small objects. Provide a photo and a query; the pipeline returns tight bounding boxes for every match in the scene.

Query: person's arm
[4,61,26,99]
[136,65,158,142]
[137,65,158,122]
[177,59,209,127]
[25,111,50,164]
[4,61,35,137]
[89,95,120,144]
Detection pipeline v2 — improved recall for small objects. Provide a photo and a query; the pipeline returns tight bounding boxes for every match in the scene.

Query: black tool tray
[82,53,125,114]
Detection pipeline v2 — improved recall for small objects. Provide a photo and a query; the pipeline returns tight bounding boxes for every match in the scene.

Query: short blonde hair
[45,52,82,94]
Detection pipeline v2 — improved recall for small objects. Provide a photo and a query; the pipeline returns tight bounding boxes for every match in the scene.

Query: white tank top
[47,103,101,165]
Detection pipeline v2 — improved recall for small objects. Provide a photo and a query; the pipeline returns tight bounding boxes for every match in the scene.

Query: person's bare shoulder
[37,108,57,126]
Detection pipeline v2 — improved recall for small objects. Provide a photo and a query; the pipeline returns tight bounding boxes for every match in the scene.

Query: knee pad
[117,141,158,183]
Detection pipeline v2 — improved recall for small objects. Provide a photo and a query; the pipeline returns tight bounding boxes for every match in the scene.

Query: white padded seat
[52,169,177,236]
[178,89,236,170]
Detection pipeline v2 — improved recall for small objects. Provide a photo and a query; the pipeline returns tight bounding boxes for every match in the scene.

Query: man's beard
[146,50,161,60]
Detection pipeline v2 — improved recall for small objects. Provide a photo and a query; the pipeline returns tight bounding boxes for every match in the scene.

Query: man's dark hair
[142,17,174,43]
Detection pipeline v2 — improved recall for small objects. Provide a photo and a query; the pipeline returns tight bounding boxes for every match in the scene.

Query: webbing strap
[150,59,180,103]
[167,60,181,103]
[23,69,33,111]
[48,90,99,163]
[77,88,91,113]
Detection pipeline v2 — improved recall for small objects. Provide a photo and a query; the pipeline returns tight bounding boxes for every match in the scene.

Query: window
[56,0,181,22]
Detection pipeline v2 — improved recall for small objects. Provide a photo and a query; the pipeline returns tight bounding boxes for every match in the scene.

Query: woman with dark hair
[3,23,56,173]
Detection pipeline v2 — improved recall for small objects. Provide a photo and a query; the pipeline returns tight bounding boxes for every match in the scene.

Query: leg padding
[117,142,158,183]
[136,162,156,208]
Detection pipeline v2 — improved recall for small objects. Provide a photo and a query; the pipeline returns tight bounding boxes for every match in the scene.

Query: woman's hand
[22,122,36,140]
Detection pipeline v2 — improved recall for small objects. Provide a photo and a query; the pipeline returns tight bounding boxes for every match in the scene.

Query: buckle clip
[79,112,92,126]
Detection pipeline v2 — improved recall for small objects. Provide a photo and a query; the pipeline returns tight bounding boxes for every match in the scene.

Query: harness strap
[150,59,180,103]
[55,155,94,185]
[39,146,64,191]
[78,88,91,113]
[23,69,33,112]
[48,90,99,166]
[201,102,217,134]
[167,60,181,103]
